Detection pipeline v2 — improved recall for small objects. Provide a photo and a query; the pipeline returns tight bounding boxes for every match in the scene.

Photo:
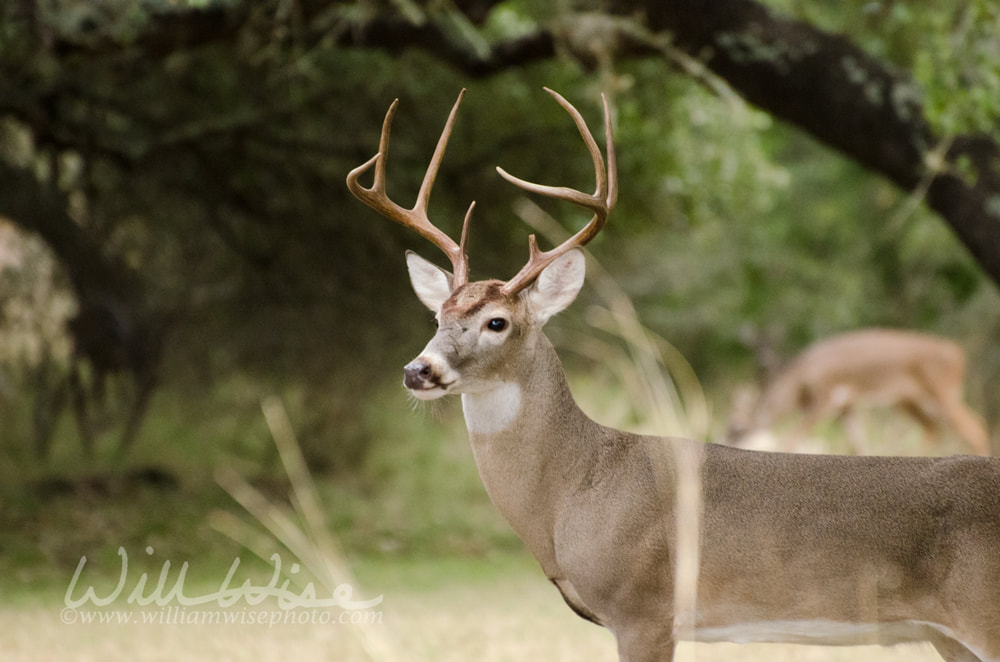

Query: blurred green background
[0,3,997,652]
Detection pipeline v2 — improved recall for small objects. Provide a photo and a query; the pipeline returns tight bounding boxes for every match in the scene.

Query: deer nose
[404,359,433,389]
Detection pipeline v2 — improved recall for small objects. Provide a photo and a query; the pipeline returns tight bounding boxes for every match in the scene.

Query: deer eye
[486,318,507,332]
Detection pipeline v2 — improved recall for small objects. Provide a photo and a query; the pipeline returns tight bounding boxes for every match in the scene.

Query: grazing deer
[346,88,1000,662]
[727,329,992,456]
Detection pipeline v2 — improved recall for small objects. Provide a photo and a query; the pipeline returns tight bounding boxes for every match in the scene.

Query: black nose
[404,359,433,389]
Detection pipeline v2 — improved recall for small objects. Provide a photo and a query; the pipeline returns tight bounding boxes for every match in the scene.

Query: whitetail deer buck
[347,88,1000,662]
[728,329,992,456]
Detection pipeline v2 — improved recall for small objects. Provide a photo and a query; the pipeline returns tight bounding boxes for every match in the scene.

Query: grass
[0,382,959,662]
[1,551,942,662]
[0,381,971,662]
[0,341,979,662]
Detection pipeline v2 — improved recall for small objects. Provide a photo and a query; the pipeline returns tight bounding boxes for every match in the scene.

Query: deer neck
[460,333,597,567]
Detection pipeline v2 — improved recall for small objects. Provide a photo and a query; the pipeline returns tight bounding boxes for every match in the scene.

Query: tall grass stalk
[515,197,707,660]
[212,396,399,662]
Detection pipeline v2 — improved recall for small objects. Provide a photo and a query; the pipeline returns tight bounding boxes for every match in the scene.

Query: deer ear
[526,249,585,325]
[406,251,453,312]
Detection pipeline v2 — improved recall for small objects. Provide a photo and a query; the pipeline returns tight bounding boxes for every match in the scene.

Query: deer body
[348,89,1000,661]
[405,258,1000,662]
[730,329,991,456]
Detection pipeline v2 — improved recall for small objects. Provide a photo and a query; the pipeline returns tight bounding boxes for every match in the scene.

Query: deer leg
[839,405,868,454]
[899,397,943,450]
[787,388,851,448]
[614,622,674,662]
[915,372,991,455]
[939,397,991,456]
[786,404,827,444]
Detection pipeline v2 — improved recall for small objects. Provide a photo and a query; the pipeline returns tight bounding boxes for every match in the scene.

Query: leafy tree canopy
[0,0,997,463]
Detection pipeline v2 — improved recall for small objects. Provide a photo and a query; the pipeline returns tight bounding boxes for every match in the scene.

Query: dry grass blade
[513,196,706,660]
[511,197,709,439]
[212,397,400,662]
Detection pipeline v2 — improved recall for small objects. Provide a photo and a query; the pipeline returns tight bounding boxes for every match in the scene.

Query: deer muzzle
[403,354,455,399]
[403,358,433,388]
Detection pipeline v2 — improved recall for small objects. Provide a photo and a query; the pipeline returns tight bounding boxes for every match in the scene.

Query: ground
[2,552,943,662]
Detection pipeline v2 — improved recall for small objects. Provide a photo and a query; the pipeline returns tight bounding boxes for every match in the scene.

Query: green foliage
[764,0,1000,136]
[0,1,996,587]
[911,0,1000,136]
[1,0,993,457]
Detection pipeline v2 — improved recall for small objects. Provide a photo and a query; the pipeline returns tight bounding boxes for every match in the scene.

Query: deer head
[346,88,616,400]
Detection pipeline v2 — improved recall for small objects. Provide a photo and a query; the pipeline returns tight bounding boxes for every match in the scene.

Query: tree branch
[342,0,1000,285]
[4,0,999,285]
[620,0,1000,285]
[336,14,556,77]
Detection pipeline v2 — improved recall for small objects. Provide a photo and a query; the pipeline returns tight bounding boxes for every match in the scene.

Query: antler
[497,87,617,296]
[346,89,473,288]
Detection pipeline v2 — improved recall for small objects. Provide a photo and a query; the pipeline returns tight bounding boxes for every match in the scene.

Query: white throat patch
[461,383,522,435]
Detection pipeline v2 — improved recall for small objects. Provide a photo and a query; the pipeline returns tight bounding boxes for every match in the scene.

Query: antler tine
[498,88,617,296]
[346,90,471,288]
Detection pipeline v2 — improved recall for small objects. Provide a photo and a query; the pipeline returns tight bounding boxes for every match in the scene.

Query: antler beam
[497,87,617,296]
[346,89,473,288]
